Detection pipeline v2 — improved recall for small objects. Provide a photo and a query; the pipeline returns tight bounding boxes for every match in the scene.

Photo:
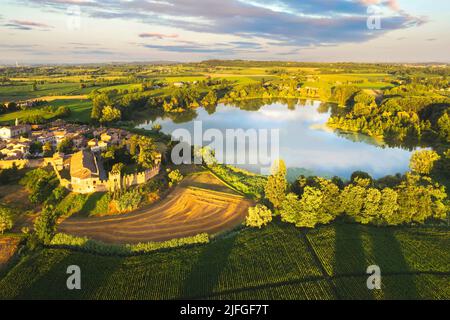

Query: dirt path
[58,172,253,244]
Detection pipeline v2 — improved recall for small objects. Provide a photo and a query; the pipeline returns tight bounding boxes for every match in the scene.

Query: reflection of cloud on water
[309,123,334,133]
[282,146,412,178]
[138,100,414,179]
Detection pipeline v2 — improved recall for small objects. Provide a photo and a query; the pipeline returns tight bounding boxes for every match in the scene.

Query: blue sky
[0,0,449,64]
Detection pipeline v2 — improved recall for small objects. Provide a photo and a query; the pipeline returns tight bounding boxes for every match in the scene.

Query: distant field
[0,222,448,300]
[0,83,95,102]
[0,99,92,124]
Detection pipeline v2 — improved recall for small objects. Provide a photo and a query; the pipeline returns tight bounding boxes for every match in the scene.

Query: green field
[0,99,92,124]
[0,83,95,102]
[0,222,448,300]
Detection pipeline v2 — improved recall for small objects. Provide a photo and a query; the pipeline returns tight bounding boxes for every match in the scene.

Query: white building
[0,119,31,140]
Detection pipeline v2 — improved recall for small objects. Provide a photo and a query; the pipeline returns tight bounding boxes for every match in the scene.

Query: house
[173,82,185,88]
[0,119,31,140]
[0,138,30,160]
[69,150,102,193]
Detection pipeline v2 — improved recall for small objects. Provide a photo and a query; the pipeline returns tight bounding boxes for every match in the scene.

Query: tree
[152,123,162,133]
[201,90,218,106]
[43,142,53,157]
[314,178,341,224]
[396,173,447,224]
[351,171,373,185]
[0,206,14,234]
[34,206,56,244]
[280,192,319,228]
[29,141,43,155]
[379,188,400,225]
[245,204,272,228]
[100,106,121,123]
[279,193,303,226]
[409,150,440,175]
[111,162,125,175]
[57,138,74,154]
[168,169,183,187]
[135,136,159,169]
[437,112,450,141]
[265,159,287,209]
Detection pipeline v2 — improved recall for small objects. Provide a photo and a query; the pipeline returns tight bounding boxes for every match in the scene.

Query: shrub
[168,169,183,187]
[0,206,14,234]
[245,204,272,228]
[50,233,210,255]
[115,189,142,213]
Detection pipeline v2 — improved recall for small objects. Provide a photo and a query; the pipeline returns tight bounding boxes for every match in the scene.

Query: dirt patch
[58,172,253,244]
[0,237,21,269]
[28,95,88,102]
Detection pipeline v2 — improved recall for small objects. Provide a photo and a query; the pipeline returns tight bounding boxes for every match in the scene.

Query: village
[0,119,161,194]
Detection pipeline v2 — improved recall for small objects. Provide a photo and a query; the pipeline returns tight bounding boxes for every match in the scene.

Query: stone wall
[69,164,161,194]
[0,158,53,169]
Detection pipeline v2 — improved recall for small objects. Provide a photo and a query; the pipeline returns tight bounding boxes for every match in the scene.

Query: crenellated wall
[68,164,161,194]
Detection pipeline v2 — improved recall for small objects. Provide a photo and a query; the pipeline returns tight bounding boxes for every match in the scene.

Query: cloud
[139,32,179,39]
[143,43,232,54]
[3,19,53,30]
[18,0,425,48]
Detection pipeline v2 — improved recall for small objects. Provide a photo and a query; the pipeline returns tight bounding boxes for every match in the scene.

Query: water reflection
[137,100,418,179]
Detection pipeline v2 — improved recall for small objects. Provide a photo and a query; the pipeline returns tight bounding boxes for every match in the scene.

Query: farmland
[0,222,448,300]
[0,99,92,125]
[58,172,253,243]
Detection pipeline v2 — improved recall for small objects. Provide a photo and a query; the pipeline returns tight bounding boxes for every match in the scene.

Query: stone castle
[56,150,161,194]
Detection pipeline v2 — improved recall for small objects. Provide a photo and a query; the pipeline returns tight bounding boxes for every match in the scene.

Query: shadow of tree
[181,233,237,299]
[79,193,105,217]
[19,248,122,300]
[333,222,374,300]
[369,228,419,299]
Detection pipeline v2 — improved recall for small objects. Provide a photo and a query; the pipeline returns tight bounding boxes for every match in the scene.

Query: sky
[0,0,449,64]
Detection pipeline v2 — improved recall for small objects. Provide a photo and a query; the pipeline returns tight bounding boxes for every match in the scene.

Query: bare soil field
[28,95,88,102]
[58,172,252,244]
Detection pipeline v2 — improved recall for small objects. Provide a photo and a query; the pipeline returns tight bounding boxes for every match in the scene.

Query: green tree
[29,141,43,155]
[168,169,183,187]
[409,150,440,175]
[34,206,57,244]
[57,138,74,154]
[245,204,272,228]
[135,136,159,169]
[152,123,162,133]
[396,173,447,224]
[437,112,450,141]
[100,106,122,123]
[0,206,14,234]
[265,159,287,209]
[279,193,303,226]
[111,162,125,175]
[379,188,400,225]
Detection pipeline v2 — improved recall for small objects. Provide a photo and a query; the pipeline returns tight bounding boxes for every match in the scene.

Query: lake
[137,100,416,180]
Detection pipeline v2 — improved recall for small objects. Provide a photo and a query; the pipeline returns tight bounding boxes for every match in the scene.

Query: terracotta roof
[70,150,99,180]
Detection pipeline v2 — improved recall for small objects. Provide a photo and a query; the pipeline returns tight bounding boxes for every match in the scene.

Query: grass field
[0,83,95,102]
[0,222,448,300]
[0,99,92,124]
